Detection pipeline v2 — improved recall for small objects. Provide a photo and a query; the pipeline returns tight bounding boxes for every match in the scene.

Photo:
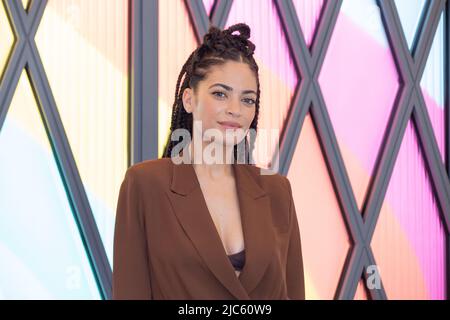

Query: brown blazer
[112,157,305,300]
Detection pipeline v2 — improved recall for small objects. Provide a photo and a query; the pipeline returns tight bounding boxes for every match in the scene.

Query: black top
[227,249,245,271]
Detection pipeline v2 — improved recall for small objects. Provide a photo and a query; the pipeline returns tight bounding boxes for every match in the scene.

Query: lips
[217,121,242,129]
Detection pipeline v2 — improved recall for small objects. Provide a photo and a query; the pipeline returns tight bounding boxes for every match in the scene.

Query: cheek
[244,107,256,127]
[195,101,221,128]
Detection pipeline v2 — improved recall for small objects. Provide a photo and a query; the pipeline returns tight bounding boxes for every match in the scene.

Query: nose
[226,96,241,116]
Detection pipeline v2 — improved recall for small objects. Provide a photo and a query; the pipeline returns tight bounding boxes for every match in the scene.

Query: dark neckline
[227,248,245,257]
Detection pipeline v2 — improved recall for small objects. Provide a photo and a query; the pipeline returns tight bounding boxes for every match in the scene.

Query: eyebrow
[209,83,257,95]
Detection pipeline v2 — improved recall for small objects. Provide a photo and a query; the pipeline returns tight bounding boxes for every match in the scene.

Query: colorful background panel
[0,0,447,299]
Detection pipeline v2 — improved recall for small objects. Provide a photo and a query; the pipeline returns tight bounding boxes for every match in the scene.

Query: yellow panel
[0,2,15,80]
[7,70,52,152]
[35,0,129,266]
[158,0,198,158]
[21,0,30,11]
[0,70,101,298]
[287,113,351,299]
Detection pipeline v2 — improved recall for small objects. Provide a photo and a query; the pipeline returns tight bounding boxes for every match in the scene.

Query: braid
[162,22,260,165]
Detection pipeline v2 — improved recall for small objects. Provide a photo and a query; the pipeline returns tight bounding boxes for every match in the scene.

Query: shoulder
[244,165,294,232]
[244,164,291,195]
[126,157,172,176]
[243,164,293,209]
[122,157,173,191]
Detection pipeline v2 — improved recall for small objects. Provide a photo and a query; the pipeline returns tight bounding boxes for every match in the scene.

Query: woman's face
[182,60,257,154]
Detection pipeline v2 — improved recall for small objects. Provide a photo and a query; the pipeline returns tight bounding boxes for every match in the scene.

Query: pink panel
[225,0,298,168]
[371,120,446,299]
[318,7,399,211]
[354,278,369,300]
[202,0,215,17]
[287,113,351,299]
[158,0,198,157]
[421,89,445,163]
[420,14,445,164]
[292,0,324,47]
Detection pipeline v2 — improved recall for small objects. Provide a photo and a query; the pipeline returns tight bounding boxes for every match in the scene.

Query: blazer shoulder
[245,165,294,232]
[122,157,173,190]
[127,157,172,174]
[245,164,290,194]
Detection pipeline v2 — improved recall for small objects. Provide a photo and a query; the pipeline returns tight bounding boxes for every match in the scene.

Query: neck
[186,140,234,180]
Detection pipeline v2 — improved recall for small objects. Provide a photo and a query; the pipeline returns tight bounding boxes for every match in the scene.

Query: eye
[243,98,256,105]
[212,91,226,98]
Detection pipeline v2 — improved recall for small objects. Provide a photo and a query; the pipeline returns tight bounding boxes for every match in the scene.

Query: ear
[182,87,194,114]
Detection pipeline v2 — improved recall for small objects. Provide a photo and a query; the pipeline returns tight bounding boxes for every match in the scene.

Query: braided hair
[161,22,260,164]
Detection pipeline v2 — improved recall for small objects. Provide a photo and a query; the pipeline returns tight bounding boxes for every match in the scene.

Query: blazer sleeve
[284,177,306,300]
[113,167,152,299]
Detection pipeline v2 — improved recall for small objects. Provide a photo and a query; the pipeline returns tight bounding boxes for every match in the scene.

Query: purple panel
[371,120,446,299]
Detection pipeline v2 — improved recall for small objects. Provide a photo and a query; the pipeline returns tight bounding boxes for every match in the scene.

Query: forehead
[203,61,257,90]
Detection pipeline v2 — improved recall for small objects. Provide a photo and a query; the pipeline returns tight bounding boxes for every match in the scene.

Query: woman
[113,23,305,300]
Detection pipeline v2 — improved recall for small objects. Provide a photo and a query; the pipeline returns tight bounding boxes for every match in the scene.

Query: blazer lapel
[166,160,276,299]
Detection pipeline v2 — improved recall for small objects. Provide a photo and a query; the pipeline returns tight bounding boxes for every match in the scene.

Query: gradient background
[0,0,448,299]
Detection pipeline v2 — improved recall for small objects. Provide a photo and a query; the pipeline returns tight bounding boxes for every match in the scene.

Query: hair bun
[201,23,255,56]
[202,25,223,46]
[224,23,250,40]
